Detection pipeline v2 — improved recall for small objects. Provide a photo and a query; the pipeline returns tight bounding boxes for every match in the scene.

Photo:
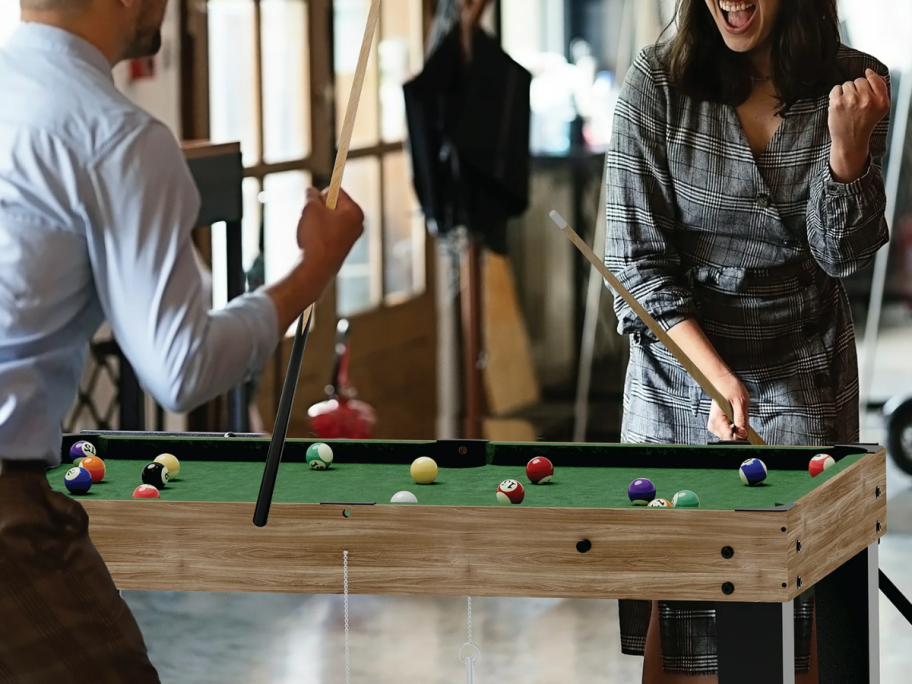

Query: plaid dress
[605,44,890,674]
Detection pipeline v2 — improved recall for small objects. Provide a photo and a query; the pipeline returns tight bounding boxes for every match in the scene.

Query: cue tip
[549,210,568,230]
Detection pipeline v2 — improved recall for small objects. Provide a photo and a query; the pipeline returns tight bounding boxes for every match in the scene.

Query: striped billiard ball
[68,440,96,463]
[64,467,93,494]
[496,479,524,505]
[307,443,335,470]
[809,454,835,477]
[739,458,767,486]
[526,457,554,484]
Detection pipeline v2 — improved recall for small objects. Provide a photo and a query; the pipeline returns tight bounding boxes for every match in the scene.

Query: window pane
[383,152,424,299]
[242,176,263,275]
[337,158,381,316]
[379,0,422,142]
[263,172,311,338]
[261,0,311,163]
[208,0,260,165]
[334,0,380,148]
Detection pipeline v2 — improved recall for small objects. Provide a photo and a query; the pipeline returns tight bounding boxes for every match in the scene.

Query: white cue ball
[391,491,418,504]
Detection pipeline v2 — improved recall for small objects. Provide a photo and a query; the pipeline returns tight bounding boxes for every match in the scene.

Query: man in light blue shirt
[0,0,364,681]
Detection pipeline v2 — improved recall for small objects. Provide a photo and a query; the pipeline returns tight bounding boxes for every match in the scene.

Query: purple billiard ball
[628,478,657,506]
[69,440,96,463]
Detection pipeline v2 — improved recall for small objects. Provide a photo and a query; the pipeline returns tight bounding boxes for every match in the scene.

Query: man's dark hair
[662,0,842,113]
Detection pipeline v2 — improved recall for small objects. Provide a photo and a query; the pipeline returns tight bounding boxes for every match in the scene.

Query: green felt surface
[48,453,861,510]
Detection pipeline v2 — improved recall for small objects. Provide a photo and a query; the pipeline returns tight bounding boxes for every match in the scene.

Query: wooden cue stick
[301,0,381,324]
[253,1,383,527]
[549,211,767,447]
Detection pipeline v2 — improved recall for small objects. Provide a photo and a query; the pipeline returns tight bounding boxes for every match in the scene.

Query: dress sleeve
[806,67,890,279]
[604,49,696,338]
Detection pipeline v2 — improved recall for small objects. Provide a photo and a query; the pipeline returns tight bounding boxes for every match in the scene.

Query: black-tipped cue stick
[253,0,383,527]
[549,210,767,446]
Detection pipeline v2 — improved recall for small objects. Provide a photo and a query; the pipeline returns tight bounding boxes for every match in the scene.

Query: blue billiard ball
[64,467,93,494]
[739,458,768,486]
[628,478,657,505]
[69,440,96,463]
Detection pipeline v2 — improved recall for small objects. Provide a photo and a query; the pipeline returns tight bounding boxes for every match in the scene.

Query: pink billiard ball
[496,479,525,505]
[526,457,554,484]
[809,454,835,477]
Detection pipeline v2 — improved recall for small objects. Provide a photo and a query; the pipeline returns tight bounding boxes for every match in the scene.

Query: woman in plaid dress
[604,0,891,681]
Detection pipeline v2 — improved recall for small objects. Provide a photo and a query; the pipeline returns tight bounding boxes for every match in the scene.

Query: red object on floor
[307,320,376,439]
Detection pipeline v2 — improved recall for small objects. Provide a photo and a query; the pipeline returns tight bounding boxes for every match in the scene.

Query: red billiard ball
[132,485,161,499]
[80,456,106,483]
[809,454,835,477]
[526,457,554,484]
[496,479,525,505]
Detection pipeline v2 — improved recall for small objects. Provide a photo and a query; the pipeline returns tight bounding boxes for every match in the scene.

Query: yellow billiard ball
[410,457,438,485]
[154,453,180,480]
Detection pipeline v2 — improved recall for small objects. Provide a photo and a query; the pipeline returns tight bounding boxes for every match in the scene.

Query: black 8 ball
[142,462,170,489]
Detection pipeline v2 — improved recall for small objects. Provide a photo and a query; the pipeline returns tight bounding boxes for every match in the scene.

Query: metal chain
[467,596,473,644]
[344,551,350,684]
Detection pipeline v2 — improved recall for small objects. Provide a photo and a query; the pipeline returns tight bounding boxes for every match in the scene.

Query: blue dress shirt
[0,23,279,464]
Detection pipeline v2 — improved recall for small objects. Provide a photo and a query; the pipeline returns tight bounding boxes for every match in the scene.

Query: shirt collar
[7,22,114,83]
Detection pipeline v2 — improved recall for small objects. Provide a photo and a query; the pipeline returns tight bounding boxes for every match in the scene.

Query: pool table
[55,433,886,684]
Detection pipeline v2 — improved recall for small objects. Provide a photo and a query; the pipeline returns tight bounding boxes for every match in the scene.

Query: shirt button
[757,193,771,208]
[815,373,830,388]
[803,323,818,337]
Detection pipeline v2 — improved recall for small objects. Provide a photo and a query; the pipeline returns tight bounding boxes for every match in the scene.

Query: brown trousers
[0,461,160,684]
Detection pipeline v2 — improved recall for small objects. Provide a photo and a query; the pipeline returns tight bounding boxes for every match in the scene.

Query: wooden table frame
[83,442,885,684]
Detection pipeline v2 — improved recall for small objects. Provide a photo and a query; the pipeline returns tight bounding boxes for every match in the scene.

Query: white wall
[1,0,182,135]
[113,0,183,135]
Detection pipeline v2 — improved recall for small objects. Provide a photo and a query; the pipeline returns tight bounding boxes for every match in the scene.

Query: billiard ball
[647,498,673,508]
[496,479,524,505]
[141,462,170,489]
[526,457,554,484]
[410,457,438,484]
[809,454,835,477]
[154,453,180,479]
[628,478,657,505]
[739,458,767,486]
[80,456,106,484]
[68,440,95,463]
[306,443,334,470]
[390,491,418,503]
[672,490,700,508]
[133,484,161,499]
[64,467,93,494]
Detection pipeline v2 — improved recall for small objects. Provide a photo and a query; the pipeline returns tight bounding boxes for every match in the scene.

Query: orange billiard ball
[80,456,106,484]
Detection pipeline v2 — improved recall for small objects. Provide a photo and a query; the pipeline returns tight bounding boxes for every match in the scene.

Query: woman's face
[703,0,783,55]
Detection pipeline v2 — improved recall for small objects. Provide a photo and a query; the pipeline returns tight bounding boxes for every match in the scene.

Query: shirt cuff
[825,157,876,198]
[222,290,280,380]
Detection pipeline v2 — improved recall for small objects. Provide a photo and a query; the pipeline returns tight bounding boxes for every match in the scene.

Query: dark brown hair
[662,0,841,113]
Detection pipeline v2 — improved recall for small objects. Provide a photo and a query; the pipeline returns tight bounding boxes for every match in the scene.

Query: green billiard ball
[306,443,334,470]
[672,490,700,508]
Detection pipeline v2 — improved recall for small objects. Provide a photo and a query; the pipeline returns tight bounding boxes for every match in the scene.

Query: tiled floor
[125,315,912,683]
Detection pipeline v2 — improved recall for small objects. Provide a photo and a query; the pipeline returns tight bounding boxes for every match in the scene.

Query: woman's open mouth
[718,1,757,35]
